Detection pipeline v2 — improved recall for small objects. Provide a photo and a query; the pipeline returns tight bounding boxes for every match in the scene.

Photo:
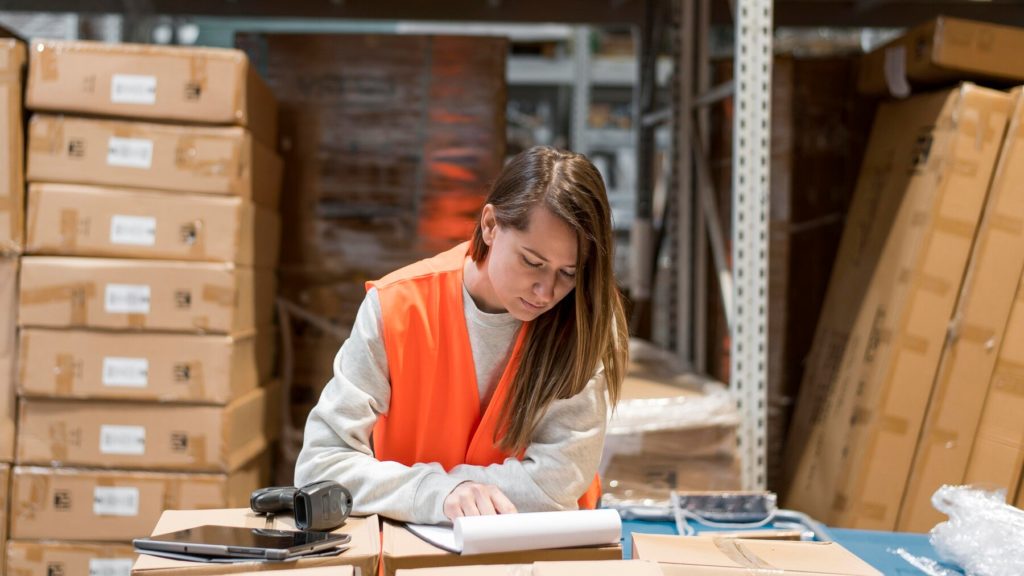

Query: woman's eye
[561,270,576,279]
[523,256,542,268]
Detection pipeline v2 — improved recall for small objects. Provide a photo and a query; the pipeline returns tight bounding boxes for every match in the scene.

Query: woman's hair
[471,146,629,453]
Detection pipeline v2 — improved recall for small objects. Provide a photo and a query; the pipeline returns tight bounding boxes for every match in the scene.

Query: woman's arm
[446,366,609,512]
[294,288,464,524]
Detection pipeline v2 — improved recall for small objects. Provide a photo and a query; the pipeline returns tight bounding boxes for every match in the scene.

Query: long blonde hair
[471,146,629,453]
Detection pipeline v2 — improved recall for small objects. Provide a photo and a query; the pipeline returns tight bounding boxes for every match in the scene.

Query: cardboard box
[397,561,663,576]
[382,520,621,576]
[962,271,1024,501]
[632,534,880,575]
[132,509,379,576]
[26,183,281,266]
[16,385,269,472]
[897,89,1024,532]
[26,114,282,208]
[1017,471,1024,508]
[18,327,272,403]
[784,84,1014,529]
[26,39,278,146]
[602,344,740,505]
[7,541,136,576]
[9,458,265,541]
[0,36,26,254]
[18,257,274,334]
[237,565,354,569]
[859,17,1024,96]
[0,258,16,461]
[0,463,9,569]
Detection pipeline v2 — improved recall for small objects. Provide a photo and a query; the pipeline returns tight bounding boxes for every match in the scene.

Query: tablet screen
[147,525,340,550]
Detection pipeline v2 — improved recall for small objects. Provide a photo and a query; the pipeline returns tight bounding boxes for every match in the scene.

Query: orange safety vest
[366,241,601,509]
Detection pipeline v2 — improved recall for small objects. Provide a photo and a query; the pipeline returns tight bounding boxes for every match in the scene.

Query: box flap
[632,534,879,576]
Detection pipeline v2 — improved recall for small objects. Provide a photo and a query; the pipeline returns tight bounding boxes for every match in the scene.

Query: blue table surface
[622,520,965,574]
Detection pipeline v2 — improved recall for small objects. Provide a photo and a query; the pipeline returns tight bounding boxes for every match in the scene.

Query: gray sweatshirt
[294,286,608,524]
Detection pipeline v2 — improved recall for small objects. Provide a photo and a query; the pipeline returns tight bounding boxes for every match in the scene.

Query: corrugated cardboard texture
[0,464,9,569]
[18,327,271,403]
[18,257,275,334]
[962,270,1024,500]
[382,520,622,576]
[632,534,880,576]
[26,183,280,266]
[26,39,278,146]
[1017,470,1024,508]
[26,114,282,208]
[784,84,1013,529]
[132,509,379,576]
[0,258,16,461]
[16,385,267,472]
[859,17,1024,96]
[0,37,25,254]
[236,569,353,576]
[396,561,664,576]
[6,541,136,576]
[10,458,264,541]
[898,89,1024,532]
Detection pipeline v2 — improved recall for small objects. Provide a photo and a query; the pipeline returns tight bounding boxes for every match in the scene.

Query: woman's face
[481,203,579,322]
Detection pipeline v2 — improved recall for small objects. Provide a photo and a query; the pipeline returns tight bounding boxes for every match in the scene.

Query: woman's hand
[443,482,517,520]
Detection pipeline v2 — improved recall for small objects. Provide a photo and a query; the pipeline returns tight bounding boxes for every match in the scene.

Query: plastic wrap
[929,485,1024,576]
[601,341,742,512]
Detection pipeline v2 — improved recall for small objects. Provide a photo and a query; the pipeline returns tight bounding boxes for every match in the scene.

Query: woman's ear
[480,204,497,246]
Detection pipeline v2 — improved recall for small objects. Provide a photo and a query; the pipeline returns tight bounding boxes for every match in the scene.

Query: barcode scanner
[250,480,353,531]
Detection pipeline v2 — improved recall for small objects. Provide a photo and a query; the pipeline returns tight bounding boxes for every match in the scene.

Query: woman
[295,146,628,524]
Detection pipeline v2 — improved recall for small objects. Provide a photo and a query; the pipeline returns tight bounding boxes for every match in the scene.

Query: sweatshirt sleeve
[293,288,463,524]
[446,364,609,512]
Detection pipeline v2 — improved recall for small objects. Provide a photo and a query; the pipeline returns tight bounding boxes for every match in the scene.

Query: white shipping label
[107,137,153,169]
[93,486,140,516]
[104,284,151,314]
[102,357,149,388]
[99,425,146,455]
[110,215,157,246]
[110,74,157,105]
[89,558,134,576]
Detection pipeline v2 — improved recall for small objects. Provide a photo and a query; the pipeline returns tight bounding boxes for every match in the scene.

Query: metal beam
[731,0,772,492]
[0,0,646,24]
[11,0,1024,28]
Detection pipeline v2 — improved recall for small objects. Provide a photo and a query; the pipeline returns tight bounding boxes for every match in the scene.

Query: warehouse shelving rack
[11,0,1022,492]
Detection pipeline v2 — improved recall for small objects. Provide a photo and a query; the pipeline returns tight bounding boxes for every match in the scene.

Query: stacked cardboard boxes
[234,33,507,479]
[784,17,1024,532]
[0,28,26,575]
[9,40,282,568]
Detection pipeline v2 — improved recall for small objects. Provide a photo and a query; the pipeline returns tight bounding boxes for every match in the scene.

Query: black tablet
[133,525,351,561]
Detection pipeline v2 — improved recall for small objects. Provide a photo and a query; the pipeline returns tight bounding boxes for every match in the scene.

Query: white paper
[104,284,151,314]
[407,509,621,556]
[89,558,133,576]
[102,357,149,388]
[93,486,140,516]
[107,137,153,169]
[110,215,157,246]
[111,74,157,105]
[99,425,146,455]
